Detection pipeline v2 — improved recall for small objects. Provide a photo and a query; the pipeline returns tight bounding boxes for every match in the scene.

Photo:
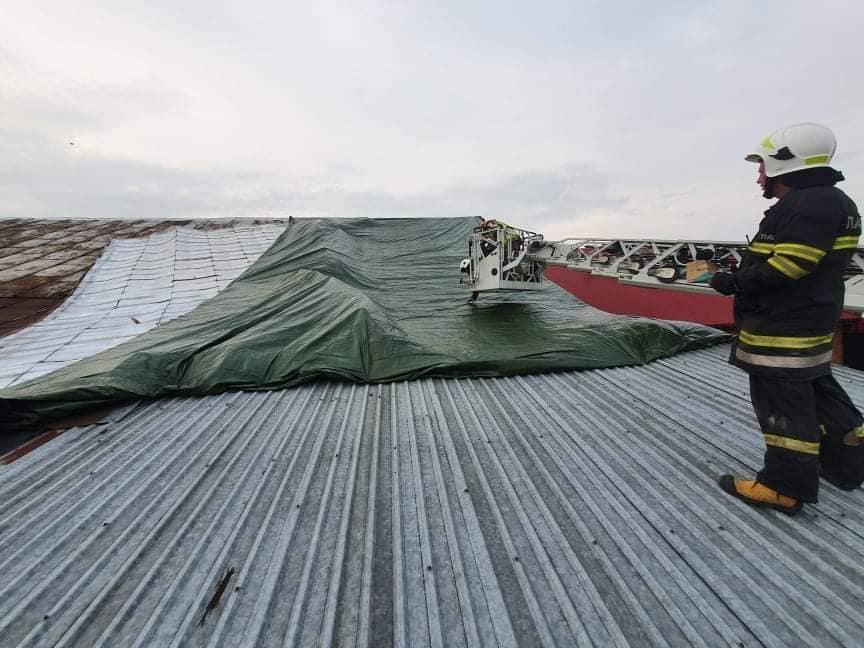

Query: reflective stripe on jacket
[731,185,861,379]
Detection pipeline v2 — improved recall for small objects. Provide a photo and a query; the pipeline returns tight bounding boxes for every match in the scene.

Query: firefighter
[709,122,864,514]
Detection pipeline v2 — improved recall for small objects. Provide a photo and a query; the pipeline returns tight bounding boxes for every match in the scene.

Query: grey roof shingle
[0,219,286,338]
[2,345,863,647]
[0,225,284,388]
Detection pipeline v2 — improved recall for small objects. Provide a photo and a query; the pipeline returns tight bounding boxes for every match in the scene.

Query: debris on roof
[1,346,862,646]
[0,217,729,429]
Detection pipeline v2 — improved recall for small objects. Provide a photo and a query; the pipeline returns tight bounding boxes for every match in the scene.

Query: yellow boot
[718,475,802,515]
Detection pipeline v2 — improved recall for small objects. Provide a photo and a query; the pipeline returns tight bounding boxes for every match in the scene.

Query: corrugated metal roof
[2,344,863,646]
[0,218,286,338]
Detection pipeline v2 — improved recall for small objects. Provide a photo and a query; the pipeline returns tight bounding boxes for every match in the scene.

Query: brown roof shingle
[0,218,285,337]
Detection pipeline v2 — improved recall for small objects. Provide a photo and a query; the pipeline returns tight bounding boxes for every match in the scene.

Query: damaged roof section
[0,218,286,338]
[0,217,728,430]
[0,224,284,389]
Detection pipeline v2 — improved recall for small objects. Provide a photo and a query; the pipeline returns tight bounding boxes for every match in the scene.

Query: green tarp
[0,217,728,430]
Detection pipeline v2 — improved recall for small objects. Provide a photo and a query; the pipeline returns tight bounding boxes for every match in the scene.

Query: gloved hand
[709,271,739,296]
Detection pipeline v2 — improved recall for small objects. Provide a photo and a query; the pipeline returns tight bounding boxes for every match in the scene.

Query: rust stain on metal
[27,274,89,299]
[199,567,236,626]
[0,298,58,323]
[0,429,65,465]
[0,400,127,461]
[0,297,62,337]
[34,256,99,278]
[0,275,55,296]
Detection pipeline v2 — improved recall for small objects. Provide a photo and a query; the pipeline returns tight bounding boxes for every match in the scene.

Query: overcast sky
[2,1,862,240]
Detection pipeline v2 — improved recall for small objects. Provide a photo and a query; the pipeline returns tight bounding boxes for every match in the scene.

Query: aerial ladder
[460,221,864,312]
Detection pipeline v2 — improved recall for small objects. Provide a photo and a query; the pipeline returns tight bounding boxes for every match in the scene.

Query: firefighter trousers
[750,374,864,502]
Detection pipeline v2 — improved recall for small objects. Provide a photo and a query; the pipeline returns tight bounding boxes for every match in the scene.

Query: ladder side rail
[633,241,685,275]
[608,240,651,273]
[567,239,611,272]
[582,240,615,263]
[591,239,631,276]
[541,240,586,266]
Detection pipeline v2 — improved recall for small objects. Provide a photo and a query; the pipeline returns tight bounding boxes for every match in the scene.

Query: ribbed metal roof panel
[1,345,863,646]
[0,225,284,388]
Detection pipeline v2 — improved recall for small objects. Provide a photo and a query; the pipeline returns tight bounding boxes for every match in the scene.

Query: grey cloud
[0,128,257,219]
[2,55,181,134]
[441,165,628,227]
[273,164,627,228]
[0,127,625,229]
[2,1,863,240]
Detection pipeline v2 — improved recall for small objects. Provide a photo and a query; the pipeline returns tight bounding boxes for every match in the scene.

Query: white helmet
[459,258,470,273]
[745,122,837,178]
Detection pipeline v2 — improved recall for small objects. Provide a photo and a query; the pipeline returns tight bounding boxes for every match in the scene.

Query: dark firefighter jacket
[731,184,861,379]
